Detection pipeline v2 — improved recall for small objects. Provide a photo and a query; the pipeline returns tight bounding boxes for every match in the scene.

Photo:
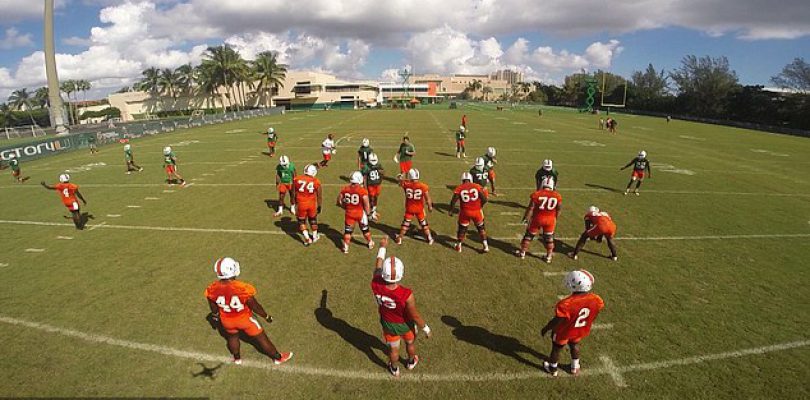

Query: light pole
[44,0,68,134]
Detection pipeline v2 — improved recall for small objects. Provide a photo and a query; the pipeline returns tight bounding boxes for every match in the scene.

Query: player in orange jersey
[290,164,323,246]
[41,173,87,230]
[337,171,374,253]
[541,270,604,376]
[371,237,432,377]
[205,257,293,365]
[516,176,561,263]
[448,172,489,253]
[395,168,434,245]
[570,206,618,261]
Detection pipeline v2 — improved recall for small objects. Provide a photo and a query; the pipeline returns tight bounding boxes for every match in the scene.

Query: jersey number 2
[216,295,245,313]
[574,308,590,328]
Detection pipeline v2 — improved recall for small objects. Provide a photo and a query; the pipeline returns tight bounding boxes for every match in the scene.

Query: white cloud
[0,0,68,25]
[0,27,32,49]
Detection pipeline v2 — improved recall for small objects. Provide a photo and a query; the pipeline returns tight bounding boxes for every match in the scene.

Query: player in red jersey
[290,164,323,246]
[395,168,434,245]
[371,237,432,377]
[541,270,604,376]
[448,172,489,253]
[569,206,618,261]
[337,171,374,253]
[41,173,87,230]
[205,257,293,365]
[461,114,468,129]
[516,176,561,263]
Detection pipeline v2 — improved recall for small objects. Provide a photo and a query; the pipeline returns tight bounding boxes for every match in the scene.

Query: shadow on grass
[315,290,387,368]
[441,315,545,369]
[191,362,224,380]
[584,183,623,194]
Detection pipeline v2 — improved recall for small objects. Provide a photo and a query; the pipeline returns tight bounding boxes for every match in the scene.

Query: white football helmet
[304,164,318,177]
[362,138,370,147]
[588,205,600,214]
[123,144,131,151]
[542,159,553,171]
[350,171,364,184]
[59,173,70,183]
[639,150,647,159]
[267,127,275,134]
[459,125,466,132]
[564,270,594,293]
[407,168,420,180]
[214,257,241,280]
[474,157,486,171]
[163,146,172,155]
[381,256,405,283]
[279,155,290,167]
[368,153,379,166]
[541,176,555,189]
[486,147,496,157]
[461,172,473,182]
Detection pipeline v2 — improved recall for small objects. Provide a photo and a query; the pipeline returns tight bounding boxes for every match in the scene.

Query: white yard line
[0,314,805,382]
[55,236,73,240]
[24,248,45,253]
[542,271,568,277]
[87,221,107,231]
[0,263,8,267]
[106,214,121,218]
[126,205,142,208]
[144,197,160,200]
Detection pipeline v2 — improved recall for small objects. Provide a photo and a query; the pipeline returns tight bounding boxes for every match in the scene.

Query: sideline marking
[592,323,614,330]
[600,356,628,387]
[126,205,141,208]
[162,190,174,193]
[144,197,160,200]
[56,236,73,240]
[87,221,107,231]
[25,248,45,253]
[106,214,121,218]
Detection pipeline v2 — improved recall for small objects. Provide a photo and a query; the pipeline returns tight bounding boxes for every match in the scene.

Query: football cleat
[381,256,405,283]
[273,352,293,365]
[406,355,419,370]
[564,270,594,292]
[273,210,282,217]
[454,242,462,252]
[312,232,321,243]
[233,358,243,365]
[611,256,618,261]
[342,244,349,254]
[59,173,70,183]
[543,255,553,264]
[303,237,313,247]
[482,242,490,253]
[634,190,640,196]
[350,171,364,184]
[368,153,379,166]
[474,157,486,171]
[368,240,375,250]
[515,250,526,259]
[543,361,558,377]
[213,257,241,279]
[394,235,402,245]
[388,363,401,377]
[569,252,578,260]
[427,236,435,245]
[304,164,318,177]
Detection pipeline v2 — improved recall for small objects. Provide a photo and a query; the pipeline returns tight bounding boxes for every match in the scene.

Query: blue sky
[1,0,808,99]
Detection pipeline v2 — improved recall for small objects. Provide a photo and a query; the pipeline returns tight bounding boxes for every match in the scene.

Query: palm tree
[194,63,220,111]
[482,86,493,101]
[466,79,483,98]
[8,88,32,111]
[158,68,181,108]
[252,51,287,108]
[34,87,50,109]
[201,44,244,111]
[60,80,76,124]
[137,67,161,96]
[174,63,195,97]
[78,80,92,102]
[0,103,14,128]
[520,82,532,95]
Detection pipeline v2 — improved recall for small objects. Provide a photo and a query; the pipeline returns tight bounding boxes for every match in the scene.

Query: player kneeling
[337,171,374,253]
[448,172,489,253]
[516,177,561,263]
[570,206,618,261]
[396,168,434,245]
[540,270,604,376]
[372,237,432,377]
[291,164,322,246]
[205,257,293,365]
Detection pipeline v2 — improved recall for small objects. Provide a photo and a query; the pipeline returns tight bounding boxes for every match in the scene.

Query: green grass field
[0,106,808,399]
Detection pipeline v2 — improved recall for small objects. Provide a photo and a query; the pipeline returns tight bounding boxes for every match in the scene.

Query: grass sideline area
[0,107,808,399]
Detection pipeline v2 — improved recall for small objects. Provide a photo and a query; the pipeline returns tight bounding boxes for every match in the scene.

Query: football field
[0,106,808,399]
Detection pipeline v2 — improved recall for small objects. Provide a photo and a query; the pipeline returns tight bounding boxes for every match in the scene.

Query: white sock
[572,359,580,369]
[550,362,558,368]
[277,205,283,213]
[302,230,311,240]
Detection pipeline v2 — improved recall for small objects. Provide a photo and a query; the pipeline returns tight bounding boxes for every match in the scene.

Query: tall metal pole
[44,0,68,134]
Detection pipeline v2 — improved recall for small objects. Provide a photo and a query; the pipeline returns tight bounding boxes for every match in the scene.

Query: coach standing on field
[396,136,415,179]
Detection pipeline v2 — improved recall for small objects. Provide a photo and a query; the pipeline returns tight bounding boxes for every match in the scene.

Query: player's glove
[206,312,220,330]
[290,204,296,214]
[265,314,274,323]
[422,324,432,338]
[317,205,322,214]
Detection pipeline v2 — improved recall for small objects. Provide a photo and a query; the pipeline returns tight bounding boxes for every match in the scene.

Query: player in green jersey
[357,138,373,169]
[361,152,385,221]
[482,147,498,195]
[263,127,278,157]
[87,133,98,154]
[274,155,297,216]
[124,144,143,174]
[620,151,651,195]
[2,156,30,183]
[535,159,558,190]
[455,126,466,158]
[163,146,186,186]
[470,157,490,194]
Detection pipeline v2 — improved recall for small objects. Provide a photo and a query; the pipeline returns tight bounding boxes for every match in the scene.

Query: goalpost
[600,71,627,113]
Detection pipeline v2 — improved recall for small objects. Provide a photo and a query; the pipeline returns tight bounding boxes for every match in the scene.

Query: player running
[395,168,434,245]
[41,173,87,230]
[205,257,293,366]
[470,157,490,195]
[448,172,489,253]
[87,133,98,154]
[621,150,651,195]
[516,177,561,263]
[569,206,618,261]
[357,138,373,169]
[3,156,30,183]
[361,152,384,221]
[291,164,322,246]
[263,127,278,157]
[482,147,498,195]
[535,159,558,190]
[274,155,296,217]
[124,144,143,174]
[455,125,466,158]
[395,136,415,179]
[540,270,604,376]
[337,171,374,253]
[320,133,335,167]
[371,237,432,377]
[163,146,186,186]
